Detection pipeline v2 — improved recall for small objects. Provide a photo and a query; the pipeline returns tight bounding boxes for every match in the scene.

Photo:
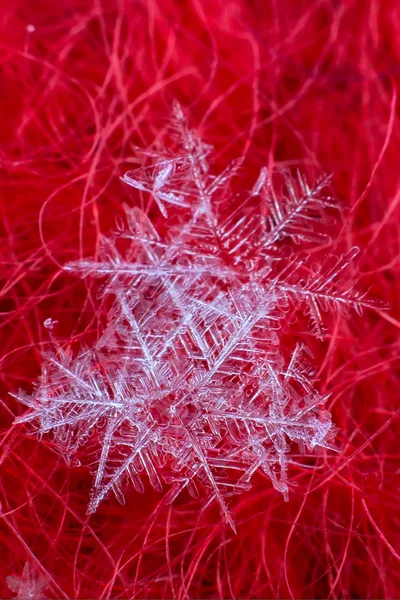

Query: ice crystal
[13,103,373,529]
[6,562,49,600]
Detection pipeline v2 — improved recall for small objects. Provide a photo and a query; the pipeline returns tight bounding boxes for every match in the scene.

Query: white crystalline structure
[6,562,49,600]
[13,103,373,529]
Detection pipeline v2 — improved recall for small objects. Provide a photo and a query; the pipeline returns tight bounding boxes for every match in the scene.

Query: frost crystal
[13,104,373,529]
[6,562,49,600]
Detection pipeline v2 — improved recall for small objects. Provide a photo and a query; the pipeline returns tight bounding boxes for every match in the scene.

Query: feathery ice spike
[13,104,374,529]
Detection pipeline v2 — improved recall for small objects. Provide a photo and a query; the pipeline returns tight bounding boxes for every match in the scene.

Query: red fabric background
[1,1,400,597]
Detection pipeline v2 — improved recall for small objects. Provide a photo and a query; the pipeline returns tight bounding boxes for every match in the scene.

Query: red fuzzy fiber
[1,1,400,598]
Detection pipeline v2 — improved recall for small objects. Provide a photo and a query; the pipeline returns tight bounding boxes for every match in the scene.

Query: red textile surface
[1,1,399,598]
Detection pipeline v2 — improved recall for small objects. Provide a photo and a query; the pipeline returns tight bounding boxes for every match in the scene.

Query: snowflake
[13,103,373,530]
[5,562,49,600]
